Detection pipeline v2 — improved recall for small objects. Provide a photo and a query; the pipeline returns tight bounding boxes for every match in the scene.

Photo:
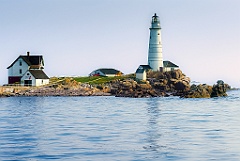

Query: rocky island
[0,69,231,98]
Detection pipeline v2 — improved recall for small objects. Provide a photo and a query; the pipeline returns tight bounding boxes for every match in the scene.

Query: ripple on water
[0,92,240,160]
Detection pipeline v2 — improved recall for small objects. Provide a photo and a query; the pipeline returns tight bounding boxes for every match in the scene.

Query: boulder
[174,80,190,92]
[153,82,167,90]
[113,78,165,97]
[169,69,183,79]
[211,80,228,97]
[181,84,212,98]
[147,69,191,93]
[181,80,228,98]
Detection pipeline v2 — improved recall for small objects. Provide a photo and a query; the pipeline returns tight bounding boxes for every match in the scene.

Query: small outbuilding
[136,68,147,81]
[135,65,152,81]
[163,61,179,72]
[21,70,49,86]
[89,68,123,77]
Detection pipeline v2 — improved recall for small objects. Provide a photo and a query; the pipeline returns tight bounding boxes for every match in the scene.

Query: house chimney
[27,51,30,57]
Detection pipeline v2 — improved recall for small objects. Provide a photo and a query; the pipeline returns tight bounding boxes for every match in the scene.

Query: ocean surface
[0,90,239,161]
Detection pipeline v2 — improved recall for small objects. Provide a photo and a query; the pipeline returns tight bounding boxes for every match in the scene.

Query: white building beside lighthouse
[148,13,163,71]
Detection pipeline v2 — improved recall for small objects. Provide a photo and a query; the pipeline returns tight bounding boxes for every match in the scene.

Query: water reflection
[144,98,162,151]
[144,98,181,160]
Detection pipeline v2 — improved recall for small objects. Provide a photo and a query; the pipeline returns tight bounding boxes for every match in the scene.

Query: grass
[73,74,135,85]
[73,76,101,83]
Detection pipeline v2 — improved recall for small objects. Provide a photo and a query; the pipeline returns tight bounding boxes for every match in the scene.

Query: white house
[89,68,123,77]
[7,52,49,86]
[135,65,152,81]
[136,68,147,81]
[21,70,49,86]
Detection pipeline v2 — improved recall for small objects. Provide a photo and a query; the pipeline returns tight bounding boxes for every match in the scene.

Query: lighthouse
[148,13,163,71]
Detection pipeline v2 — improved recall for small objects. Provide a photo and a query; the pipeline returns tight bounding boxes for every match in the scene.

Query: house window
[19,69,22,74]
[19,61,22,66]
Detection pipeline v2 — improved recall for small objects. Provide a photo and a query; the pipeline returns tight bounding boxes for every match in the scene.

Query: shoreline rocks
[0,85,111,97]
[0,70,231,98]
[112,79,167,98]
[181,80,230,98]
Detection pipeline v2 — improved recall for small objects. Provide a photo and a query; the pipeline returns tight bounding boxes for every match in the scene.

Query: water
[0,90,239,161]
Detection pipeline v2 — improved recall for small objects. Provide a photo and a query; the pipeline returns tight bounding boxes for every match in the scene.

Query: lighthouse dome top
[151,13,161,29]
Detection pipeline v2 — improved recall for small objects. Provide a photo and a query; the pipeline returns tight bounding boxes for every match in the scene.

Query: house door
[24,80,32,86]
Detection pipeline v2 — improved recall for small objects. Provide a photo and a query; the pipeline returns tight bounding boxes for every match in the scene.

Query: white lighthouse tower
[148,13,163,71]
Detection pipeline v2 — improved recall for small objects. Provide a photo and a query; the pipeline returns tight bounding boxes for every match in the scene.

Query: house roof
[97,68,122,75]
[7,55,44,69]
[135,65,152,73]
[135,61,179,73]
[163,61,179,68]
[139,65,152,70]
[29,70,49,79]
[136,68,146,73]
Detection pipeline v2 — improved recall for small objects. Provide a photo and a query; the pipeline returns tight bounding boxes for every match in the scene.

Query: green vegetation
[48,74,135,86]
[73,74,135,85]
[73,76,102,83]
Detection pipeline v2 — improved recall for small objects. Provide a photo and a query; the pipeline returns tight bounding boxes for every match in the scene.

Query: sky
[0,0,239,87]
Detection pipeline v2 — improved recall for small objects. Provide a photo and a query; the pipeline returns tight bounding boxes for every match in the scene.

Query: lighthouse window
[158,33,160,35]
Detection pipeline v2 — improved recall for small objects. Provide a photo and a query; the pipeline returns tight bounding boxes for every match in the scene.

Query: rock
[211,80,228,97]
[153,82,167,90]
[136,83,151,90]
[114,79,165,97]
[181,84,212,98]
[110,88,118,95]
[170,69,183,79]
[102,86,111,93]
[147,69,191,93]
[181,80,228,98]
[174,80,189,91]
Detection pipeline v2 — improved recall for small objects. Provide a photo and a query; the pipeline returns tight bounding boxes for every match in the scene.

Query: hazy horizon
[0,0,239,87]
